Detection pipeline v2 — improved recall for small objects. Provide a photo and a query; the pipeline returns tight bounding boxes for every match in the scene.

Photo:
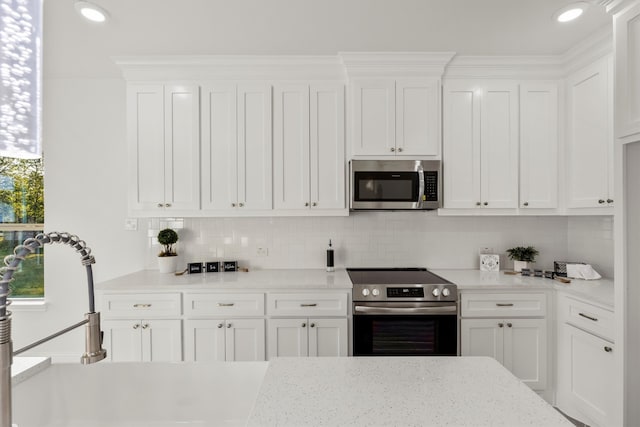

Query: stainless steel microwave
[349,159,442,210]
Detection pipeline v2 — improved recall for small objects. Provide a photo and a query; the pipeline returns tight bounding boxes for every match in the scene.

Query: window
[0,0,44,298]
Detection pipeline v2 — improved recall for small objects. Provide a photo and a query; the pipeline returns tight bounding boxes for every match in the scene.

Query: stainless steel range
[348,268,459,356]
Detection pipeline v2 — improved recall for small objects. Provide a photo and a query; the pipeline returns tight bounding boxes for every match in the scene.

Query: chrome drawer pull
[133,304,152,308]
[579,312,598,322]
[218,303,235,307]
[496,303,514,307]
[300,303,317,307]
[604,346,613,353]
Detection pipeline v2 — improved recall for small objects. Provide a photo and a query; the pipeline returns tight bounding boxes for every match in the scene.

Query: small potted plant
[157,228,179,273]
[506,246,539,272]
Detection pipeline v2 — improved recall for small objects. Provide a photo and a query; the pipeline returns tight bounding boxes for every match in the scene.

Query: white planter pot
[158,256,177,274]
[513,260,530,272]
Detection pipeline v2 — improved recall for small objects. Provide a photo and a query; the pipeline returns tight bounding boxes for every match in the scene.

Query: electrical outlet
[256,247,268,257]
[124,218,138,231]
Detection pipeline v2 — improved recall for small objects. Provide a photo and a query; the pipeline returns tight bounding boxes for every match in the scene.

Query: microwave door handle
[417,168,425,207]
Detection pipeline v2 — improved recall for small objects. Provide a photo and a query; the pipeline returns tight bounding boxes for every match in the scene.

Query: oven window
[353,314,457,356]
[354,172,418,202]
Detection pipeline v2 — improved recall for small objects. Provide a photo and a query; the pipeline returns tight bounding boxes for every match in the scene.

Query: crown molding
[113,55,347,81]
[559,24,613,74]
[339,52,456,78]
[604,0,639,14]
[443,55,564,79]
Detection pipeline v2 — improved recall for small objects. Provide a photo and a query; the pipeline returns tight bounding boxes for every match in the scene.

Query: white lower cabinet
[102,319,182,362]
[459,292,548,393]
[460,318,547,390]
[556,294,615,426]
[184,318,265,362]
[267,317,347,358]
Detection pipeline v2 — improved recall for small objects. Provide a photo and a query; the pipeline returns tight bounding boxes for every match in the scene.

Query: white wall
[11,78,147,358]
[144,215,570,273]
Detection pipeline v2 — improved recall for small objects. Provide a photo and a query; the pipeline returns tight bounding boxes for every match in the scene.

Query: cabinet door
[310,83,345,210]
[460,319,504,364]
[503,318,547,390]
[102,319,143,362]
[308,318,348,357]
[273,84,310,210]
[567,57,613,208]
[201,83,238,212]
[164,84,200,211]
[520,83,558,209]
[442,82,481,208]
[558,324,615,426]
[351,79,395,156]
[267,318,308,359]
[141,319,182,362]
[396,79,440,156]
[127,84,165,213]
[225,318,266,361]
[238,84,272,210]
[614,2,640,139]
[480,82,519,209]
[183,319,226,362]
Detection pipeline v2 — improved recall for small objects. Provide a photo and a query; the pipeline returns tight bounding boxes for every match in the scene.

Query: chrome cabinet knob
[133,324,140,329]
[483,202,488,206]
[604,346,613,352]
[476,202,481,206]
[157,203,163,208]
[142,324,149,329]
[310,323,315,328]
[305,202,309,207]
[231,203,236,207]
[390,147,395,152]
[598,199,606,204]
[397,147,403,152]
[217,323,224,328]
[312,202,317,207]
[227,323,232,328]
[607,199,614,204]
[523,202,529,207]
[506,323,512,328]
[165,203,171,208]
[239,203,244,207]
[498,323,504,328]
[302,323,306,328]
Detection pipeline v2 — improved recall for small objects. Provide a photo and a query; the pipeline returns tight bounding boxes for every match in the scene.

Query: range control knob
[372,288,380,296]
[432,288,440,297]
[442,288,451,297]
[362,288,370,297]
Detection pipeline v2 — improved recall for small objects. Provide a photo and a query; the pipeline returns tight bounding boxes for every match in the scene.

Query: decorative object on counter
[479,254,500,271]
[566,263,602,280]
[206,261,220,273]
[534,269,543,277]
[544,270,555,279]
[157,228,179,274]
[174,267,188,276]
[188,262,203,274]
[326,239,334,272]
[554,261,586,277]
[503,270,519,275]
[506,246,539,272]
[521,268,531,276]
[555,276,572,284]
[223,261,237,272]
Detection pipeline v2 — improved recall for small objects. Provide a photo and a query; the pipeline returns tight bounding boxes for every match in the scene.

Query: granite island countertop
[247,356,572,427]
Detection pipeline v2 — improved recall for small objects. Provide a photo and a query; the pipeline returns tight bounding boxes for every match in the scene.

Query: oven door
[353,302,459,356]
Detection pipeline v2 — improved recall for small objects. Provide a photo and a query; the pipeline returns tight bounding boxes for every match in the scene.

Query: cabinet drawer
[267,293,348,317]
[100,293,182,318]
[184,293,265,317]
[460,292,546,317]
[559,295,614,341]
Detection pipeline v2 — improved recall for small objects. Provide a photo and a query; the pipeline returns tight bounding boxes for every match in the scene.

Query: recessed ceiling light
[74,1,109,23]
[554,2,589,23]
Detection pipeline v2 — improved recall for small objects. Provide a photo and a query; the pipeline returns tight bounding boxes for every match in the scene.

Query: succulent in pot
[157,228,178,273]
[506,246,539,272]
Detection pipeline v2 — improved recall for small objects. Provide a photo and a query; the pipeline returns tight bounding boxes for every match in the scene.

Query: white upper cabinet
[519,83,559,209]
[273,83,346,212]
[442,81,518,210]
[127,84,200,216]
[614,2,640,140]
[201,83,273,213]
[351,78,440,157]
[566,56,614,210]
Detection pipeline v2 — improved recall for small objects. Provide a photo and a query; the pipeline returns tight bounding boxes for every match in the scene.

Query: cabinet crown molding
[113,55,347,81]
[339,52,456,78]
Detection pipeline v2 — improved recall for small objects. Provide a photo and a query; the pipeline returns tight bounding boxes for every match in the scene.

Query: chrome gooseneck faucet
[0,232,107,427]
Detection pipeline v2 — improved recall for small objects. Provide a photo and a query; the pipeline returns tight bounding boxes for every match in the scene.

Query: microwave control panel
[424,171,438,201]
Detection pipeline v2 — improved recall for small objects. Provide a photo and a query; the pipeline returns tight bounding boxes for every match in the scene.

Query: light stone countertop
[247,356,572,427]
[433,269,614,308]
[96,268,352,291]
[11,356,51,386]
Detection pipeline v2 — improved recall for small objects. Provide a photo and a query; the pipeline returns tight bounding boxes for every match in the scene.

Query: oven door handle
[354,305,457,315]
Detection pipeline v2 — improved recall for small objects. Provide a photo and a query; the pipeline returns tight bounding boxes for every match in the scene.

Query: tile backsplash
[143,213,588,274]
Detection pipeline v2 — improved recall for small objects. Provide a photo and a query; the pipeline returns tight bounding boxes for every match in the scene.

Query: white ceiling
[43,0,613,78]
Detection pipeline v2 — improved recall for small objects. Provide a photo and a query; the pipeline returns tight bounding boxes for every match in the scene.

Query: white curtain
[0,0,41,159]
